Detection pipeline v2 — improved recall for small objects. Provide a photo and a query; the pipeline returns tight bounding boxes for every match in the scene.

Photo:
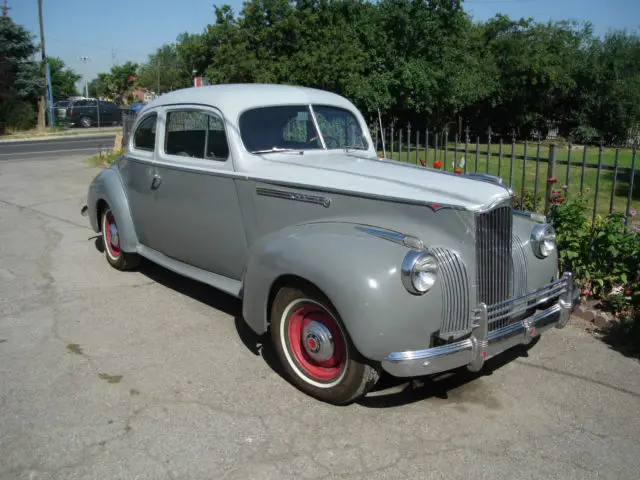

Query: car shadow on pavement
[127,253,290,383]
[94,238,541,407]
[357,338,539,409]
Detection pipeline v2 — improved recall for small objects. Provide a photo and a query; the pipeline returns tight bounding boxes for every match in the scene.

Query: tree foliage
[131,0,635,143]
[88,61,138,105]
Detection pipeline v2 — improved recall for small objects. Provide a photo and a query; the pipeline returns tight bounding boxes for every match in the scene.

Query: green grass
[379,141,639,219]
[84,148,123,168]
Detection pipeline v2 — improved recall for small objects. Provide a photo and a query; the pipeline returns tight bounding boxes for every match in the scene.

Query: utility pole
[37,0,47,130]
[156,57,160,95]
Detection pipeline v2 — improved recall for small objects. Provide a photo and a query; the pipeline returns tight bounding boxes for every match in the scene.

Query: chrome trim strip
[256,187,331,208]
[355,226,406,245]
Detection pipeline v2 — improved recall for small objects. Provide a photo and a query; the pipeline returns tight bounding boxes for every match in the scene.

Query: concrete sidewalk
[0,154,639,480]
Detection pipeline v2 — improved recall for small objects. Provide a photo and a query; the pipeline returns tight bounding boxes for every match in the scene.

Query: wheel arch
[241,222,442,361]
[88,167,139,253]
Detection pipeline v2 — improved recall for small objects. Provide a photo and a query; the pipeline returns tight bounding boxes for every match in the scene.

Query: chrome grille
[432,248,470,339]
[485,234,530,331]
[511,234,528,298]
[476,205,513,308]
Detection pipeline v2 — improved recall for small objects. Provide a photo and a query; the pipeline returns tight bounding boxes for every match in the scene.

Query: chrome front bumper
[382,272,580,378]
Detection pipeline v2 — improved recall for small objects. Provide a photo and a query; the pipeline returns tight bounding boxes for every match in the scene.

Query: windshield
[238,104,368,153]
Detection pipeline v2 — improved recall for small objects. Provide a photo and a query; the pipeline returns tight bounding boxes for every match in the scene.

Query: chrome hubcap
[109,221,119,248]
[302,320,334,362]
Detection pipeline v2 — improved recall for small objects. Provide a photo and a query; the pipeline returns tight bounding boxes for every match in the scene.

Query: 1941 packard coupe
[82,84,579,405]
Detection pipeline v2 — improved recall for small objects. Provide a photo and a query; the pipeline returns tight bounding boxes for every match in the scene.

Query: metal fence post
[486,126,492,174]
[544,143,557,216]
[625,142,637,224]
[407,123,411,163]
[592,141,604,226]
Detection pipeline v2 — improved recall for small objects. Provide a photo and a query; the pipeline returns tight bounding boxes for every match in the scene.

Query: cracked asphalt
[1,153,640,480]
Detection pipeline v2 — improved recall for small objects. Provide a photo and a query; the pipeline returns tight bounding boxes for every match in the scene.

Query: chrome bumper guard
[382,272,580,378]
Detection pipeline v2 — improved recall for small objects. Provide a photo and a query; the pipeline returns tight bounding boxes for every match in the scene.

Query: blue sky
[9,0,639,88]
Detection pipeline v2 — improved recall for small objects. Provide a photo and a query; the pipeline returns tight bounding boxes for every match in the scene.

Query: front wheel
[270,285,380,405]
[101,206,140,271]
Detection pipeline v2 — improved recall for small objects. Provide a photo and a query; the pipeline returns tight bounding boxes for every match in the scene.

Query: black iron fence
[115,111,637,227]
[370,123,638,226]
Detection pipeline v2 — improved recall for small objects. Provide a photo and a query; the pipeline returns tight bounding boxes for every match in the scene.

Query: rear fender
[87,166,138,252]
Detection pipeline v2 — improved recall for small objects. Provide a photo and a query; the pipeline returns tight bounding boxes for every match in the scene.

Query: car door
[150,105,248,280]
[118,111,161,250]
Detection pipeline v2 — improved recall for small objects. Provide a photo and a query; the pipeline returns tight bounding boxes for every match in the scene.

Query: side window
[133,114,157,152]
[165,109,229,161]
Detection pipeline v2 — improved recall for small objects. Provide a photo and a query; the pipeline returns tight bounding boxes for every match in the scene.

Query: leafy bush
[0,98,36,131]
[513,189,541,212]
[549,193,640,350]
[569,125,601,145]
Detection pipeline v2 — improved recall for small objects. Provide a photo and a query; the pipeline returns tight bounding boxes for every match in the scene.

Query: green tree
[0,15,39,131]
[47,57,81,100]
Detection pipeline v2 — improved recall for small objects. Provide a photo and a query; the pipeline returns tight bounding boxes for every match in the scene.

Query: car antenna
[377,107,386,159]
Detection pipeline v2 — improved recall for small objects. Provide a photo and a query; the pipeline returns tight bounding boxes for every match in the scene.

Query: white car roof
[144,83,359,121]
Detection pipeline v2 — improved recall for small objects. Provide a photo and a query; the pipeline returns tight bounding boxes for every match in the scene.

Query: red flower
[433,160,442,169]
[625,289,632,295]
[454,168,462,174]
[378,154,384,158]
[419,158,426,166]
[547,177,558,184]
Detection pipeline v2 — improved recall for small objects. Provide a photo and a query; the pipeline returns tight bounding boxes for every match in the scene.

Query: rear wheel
[100,205,140,271]
[270,285,380,405]
[79,116,91,128]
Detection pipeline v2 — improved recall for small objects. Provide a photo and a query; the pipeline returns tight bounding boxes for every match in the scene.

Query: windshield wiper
[251,147,304,155]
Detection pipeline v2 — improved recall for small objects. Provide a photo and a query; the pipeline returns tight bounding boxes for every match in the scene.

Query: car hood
[250,152,512,211]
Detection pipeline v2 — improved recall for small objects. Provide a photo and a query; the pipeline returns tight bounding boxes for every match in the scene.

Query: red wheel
[283,299,348,387]
[270,285,380,404]
[103,209,121,261]
[100,205,140,271]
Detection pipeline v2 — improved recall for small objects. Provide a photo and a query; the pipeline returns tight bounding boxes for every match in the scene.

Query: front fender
[241,222,445,362]
[87,166,139,253]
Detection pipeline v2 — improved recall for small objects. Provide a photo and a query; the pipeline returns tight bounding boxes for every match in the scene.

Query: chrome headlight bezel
[401,250,438,295]
[531,223,556,259]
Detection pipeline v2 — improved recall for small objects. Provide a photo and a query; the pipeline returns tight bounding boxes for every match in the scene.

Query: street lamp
[79,55,91,98]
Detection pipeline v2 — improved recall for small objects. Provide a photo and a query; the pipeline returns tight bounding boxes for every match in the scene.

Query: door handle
[150,174,162,190]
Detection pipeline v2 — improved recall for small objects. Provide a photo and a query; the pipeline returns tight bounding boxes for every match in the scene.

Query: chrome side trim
[256,187,331,208]
[355,226,406,245]
[355,226,425,250]
[381,273,577,378]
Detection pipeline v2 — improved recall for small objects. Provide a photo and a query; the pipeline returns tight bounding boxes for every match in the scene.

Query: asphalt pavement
[0,134,117,161]
[0,152,639,479]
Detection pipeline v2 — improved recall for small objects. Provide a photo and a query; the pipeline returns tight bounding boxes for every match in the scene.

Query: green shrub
[550,193,640,351]
[0,98,36,131]
[513,188,541,212]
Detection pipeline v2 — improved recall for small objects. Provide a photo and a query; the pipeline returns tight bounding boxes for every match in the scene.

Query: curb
[0,129,119,144]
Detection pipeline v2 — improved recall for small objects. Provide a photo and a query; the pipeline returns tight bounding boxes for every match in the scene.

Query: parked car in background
[62,99,123,128]
[129,102,147,114]
[81,83,579,405]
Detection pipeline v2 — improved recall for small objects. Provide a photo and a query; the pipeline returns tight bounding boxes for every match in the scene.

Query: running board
[137,244,243,298]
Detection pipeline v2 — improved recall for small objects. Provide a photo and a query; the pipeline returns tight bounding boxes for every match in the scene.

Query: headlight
[401,250,438,295]
[531,224,556,258]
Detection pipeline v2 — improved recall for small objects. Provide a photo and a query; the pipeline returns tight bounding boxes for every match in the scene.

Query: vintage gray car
[81,84,580,405]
